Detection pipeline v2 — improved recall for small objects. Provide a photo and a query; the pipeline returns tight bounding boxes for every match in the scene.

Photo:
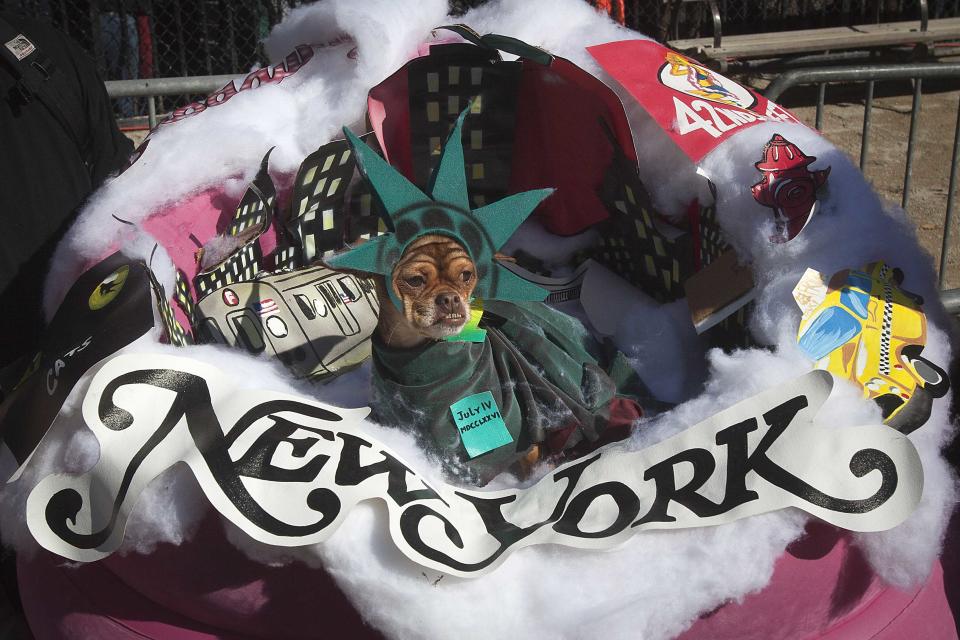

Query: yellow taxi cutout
[88,265,130,311]
[793,261,949,434]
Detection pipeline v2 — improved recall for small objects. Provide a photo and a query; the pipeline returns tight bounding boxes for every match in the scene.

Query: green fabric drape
[371,300,644,483]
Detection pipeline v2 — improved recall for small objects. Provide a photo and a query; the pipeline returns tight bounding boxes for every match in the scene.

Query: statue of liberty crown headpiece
[326,104,554,311]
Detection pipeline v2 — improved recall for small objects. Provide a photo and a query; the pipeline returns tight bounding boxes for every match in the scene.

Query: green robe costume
[326,105,649,483]
[370,300,646,484]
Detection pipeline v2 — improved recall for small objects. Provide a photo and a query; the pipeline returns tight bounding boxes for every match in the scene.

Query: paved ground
[743,72,960,290]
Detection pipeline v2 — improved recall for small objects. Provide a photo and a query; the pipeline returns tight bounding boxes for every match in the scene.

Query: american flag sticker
[5,34,35,61]
[251,298,279,316]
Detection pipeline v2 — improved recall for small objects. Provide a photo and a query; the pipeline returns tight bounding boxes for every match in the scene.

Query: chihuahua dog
[373,233,477,348]
[370,233,542,475]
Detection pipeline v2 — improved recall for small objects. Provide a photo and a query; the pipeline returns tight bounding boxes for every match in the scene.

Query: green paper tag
[449,391,513,458]
[444,298,486,343]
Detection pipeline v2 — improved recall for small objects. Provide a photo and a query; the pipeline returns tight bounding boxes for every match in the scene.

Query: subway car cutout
[196,264,379,379]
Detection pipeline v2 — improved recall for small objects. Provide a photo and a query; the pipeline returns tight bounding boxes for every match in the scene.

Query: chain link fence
[1,0,956,120]
[636,0,939,42]
[0,0,295,119]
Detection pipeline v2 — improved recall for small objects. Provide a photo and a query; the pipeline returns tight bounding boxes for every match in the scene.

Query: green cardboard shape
[449,390,513,458]
[325,104,553,310]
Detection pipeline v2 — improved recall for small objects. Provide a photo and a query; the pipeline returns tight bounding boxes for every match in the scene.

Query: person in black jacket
[0,12,133,370]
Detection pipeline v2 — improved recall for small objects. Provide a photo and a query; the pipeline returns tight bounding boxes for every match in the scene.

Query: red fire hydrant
[751,134,830,241]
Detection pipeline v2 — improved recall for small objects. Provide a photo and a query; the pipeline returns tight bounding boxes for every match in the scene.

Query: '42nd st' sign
[588,40,803,162]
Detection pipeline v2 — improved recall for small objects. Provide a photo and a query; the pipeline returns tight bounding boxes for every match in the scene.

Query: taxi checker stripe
[879,283,893,375]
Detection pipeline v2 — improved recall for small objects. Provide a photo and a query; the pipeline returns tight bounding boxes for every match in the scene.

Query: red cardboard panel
[588,40,803,162]
[510,57,636,236]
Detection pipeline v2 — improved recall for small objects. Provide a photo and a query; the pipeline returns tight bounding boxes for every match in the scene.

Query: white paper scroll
[24,353,922,577]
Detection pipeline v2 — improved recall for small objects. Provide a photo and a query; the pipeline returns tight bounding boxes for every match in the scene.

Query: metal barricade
[105,75,237,129]
[765,63,960,315]
[6,0,949,81]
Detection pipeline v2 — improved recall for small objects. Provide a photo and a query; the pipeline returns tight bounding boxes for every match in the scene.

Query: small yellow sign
[89,265,130,310]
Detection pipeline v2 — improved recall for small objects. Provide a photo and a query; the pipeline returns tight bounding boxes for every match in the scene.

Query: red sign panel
[588,40,804,162]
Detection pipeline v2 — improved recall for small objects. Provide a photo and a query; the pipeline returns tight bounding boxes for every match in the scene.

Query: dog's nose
[435,292,461,313]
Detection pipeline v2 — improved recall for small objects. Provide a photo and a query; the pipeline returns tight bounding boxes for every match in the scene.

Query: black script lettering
[45,371,346,550]
[398,453,599,573]
[727,396,899,513]
[240,66,277,91]
[229,406,336,483]
[160,44,316,126]
[205,80,238,107]
[712,417,763,509]
[335,432,445,507]
[633,447,725,526]
[553,481,641,538]
[239,44,314,91]
[285,44,315,74]
[164,100,207,125]
[632,394,899,525]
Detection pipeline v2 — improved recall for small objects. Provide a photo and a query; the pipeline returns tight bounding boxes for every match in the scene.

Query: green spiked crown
[326,105,554,311]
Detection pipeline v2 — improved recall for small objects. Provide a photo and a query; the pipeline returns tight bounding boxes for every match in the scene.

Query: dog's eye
[404,275,425,288]
[461,271,473,283]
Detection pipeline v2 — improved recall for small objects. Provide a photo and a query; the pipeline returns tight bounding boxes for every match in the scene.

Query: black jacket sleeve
[63,33,134,187]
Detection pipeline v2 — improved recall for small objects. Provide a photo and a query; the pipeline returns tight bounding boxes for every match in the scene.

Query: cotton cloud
[8,1,954,639]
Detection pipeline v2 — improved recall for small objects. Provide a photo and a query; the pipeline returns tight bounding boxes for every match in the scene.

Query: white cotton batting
[10,1,955,639]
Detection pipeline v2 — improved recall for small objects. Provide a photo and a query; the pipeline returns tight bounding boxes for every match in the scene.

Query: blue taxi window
[840,287,869,319]
[798,306,862,360]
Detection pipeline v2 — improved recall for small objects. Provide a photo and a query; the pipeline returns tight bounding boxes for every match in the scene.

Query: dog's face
[391,234,476,339]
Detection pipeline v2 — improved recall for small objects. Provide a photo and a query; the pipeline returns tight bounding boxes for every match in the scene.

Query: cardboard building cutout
[405,40,520,210]
[368,30,638,237]
[146,263,192,347]
[161,139,386,380]
[365,29,756,352]
[195,151,277,298]
[593,128,692,302]
[284,134,388,271]
[172,269,198,329]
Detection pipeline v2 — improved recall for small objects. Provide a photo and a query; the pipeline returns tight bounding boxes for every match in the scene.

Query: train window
[231,313,265,353]
[315,282,340,309]
[317,283,340,310]
[338,277,361,302]
[294,294,315,320]
[199,318,226,344]
[313,297,328,317]
[266,315,289,338]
